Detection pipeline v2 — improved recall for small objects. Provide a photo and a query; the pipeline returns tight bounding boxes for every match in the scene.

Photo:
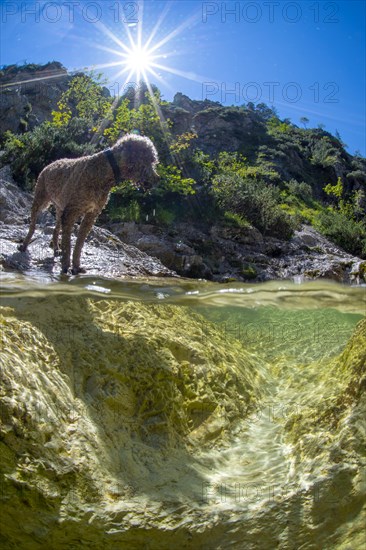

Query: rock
[283,319,366,535]
[0,62,72,134]
[0,166,33,224]
[192,107,267,156]
[0,298,265,548]
[107,221,365,284]
[0,173,363,283]
[285,317,366,441]
[210,224,264,245]
[0,293,365,548]
[0,173,177,278]
[162,105,192,135]
[172,92,220,115]
[110,223,211,278]
[0,224,176,279]
[338,318,366,399]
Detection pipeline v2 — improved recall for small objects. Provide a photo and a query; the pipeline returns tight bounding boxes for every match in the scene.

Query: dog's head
[113,134,159,190]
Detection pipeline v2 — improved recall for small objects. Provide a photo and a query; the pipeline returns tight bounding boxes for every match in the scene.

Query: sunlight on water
[190,300,363,510]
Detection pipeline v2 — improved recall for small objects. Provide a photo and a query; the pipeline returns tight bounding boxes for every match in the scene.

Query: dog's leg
[71,212,98,275]
[61,208,79,274]
[50,208,62,255]
[18,191,49,252]
[18,200,48,252]
[19,172,49,252]
[18,209,37,252]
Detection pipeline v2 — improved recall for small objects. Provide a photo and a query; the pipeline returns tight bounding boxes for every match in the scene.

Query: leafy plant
[311,137,341,167]
[315,210,366,257]
[267,117,291,134]
[212,172,295,239]
[286,180,313,204]
[51,73,112,131]
[323,177,343,200]
[223,211,251,228]
[103,91,171,154]
[155,165,196,195]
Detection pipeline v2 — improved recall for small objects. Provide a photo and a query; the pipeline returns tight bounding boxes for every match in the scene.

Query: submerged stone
[0,298,365,548]
[0,297,264,548]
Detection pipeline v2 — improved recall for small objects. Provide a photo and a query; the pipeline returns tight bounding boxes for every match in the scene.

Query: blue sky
[1,0,365,154]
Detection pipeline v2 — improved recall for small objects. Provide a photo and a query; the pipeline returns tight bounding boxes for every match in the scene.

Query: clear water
[1,273,365,532]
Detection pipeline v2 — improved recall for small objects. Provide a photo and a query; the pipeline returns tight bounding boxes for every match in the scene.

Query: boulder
[0,62,72,134]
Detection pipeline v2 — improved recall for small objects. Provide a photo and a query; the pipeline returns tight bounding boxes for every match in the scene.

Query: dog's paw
[71,266,87,275]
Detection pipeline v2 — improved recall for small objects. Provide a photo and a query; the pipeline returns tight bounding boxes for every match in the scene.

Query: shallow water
[1,274,365,547]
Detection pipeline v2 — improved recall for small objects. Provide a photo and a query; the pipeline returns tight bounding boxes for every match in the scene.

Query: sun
[126,45,153,73]
[90,5,205,92]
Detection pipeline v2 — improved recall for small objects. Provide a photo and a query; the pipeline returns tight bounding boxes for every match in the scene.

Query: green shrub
[155,165,196,195]
[212,173,295,239]
[1,119,96,188]
[154,206,176,226]
[286,180,313,203]
[223,211,251,228]
[315,210,366,257]
[52,73,112,130]
[108,200,141,223]
[190,150,215,184]
[310,137,341,167]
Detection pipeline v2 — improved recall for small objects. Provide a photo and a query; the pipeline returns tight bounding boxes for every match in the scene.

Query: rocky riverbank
[108,219,366,284]
[1,165,365,283]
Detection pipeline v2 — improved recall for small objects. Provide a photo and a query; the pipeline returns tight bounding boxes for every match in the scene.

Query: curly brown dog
[19,134,159,274]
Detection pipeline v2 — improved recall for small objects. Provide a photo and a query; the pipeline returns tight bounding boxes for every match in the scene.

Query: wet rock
[282,318,366,548]
[0,224,176,279]
[0,293,365,548]
[108,221,365,284]
[210,224,264,245]
[110,222,211,278]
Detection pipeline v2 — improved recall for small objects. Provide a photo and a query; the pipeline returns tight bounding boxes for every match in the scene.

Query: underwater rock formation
[0,297,265,548]
[0,298,365,549]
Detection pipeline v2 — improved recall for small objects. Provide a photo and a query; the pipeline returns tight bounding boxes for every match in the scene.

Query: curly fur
[19,134,159,274]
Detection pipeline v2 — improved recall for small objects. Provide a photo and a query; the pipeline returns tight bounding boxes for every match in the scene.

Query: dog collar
[104,148,122,184]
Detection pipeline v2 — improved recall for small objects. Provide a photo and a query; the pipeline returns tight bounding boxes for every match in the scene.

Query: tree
[51,73,112,131]
[335,129,348,148]
[255,103,278,121]
[300,116,309,129]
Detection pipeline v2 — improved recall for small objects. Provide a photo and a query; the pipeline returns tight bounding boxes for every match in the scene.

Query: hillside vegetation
[1,63,365,258]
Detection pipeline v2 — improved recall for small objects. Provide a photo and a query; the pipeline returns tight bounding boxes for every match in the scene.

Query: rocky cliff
[0,62,73,134]
[0,295,265,549]
[1,63,365,194]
